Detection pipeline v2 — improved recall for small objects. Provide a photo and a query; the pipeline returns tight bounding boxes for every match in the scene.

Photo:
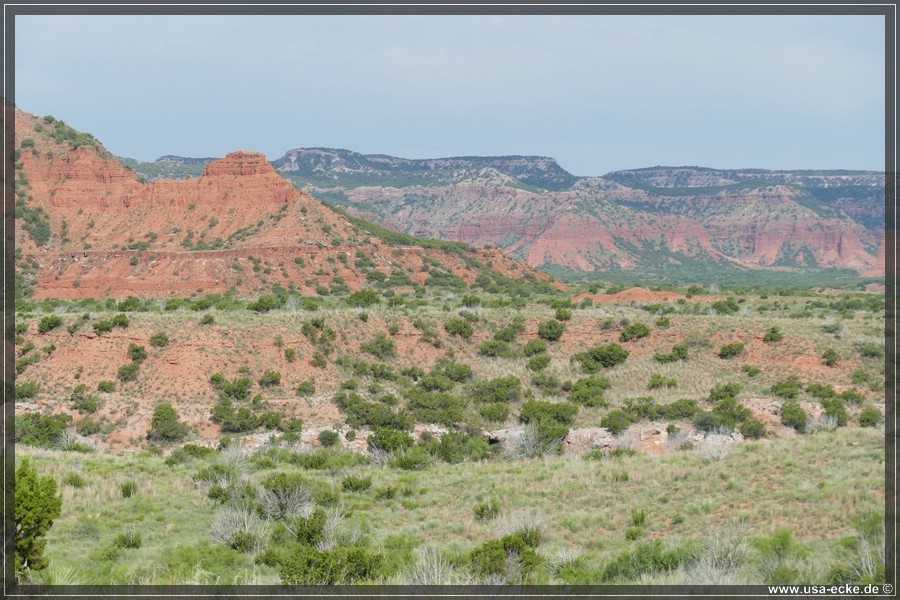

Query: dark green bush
[654,344,688,363]
[15,413,72,447]
[822,348,840,367]
[479,402,509,422]
[278,545,383,584]
[599,540,695,583]
[92,320,114,334]
[150,331,169,347]
[537,319,565,342]
[473,500,500,522]
[568,376,611,408]
[127,343,148,362]
[470,377,521,404]
[821,397,849,426]
[601,410,635,435]
[422,431,491,464]
[296,380,316,396]
[342,474,373,492]
[37,315,62,334]
[468,533,540,582]
[318,430,340,447]
[523,339,548,356]
[117,361,140,382]
[361,333,396,359]
[97,380,115,393]
[479,339,512,357]
[718,342,744,359]
[367,427,414,452]
[526,354,551,371]
[573,342,629,373]
[389,446,431,470]
[780,401,808,432]
[858,407,883,427]
[405,390,466,427]
[433,360,473,382]
[739,419,767,439]
[771,377,801,399]
[258,370,282,387]
[620,323,651,342]
[763,327,784,343]
[658,398,700,420]
[15,381,40,399]
[709,383,742,403]
[111,313,130,328]
[444,317,474,339]
[347,289,381,308]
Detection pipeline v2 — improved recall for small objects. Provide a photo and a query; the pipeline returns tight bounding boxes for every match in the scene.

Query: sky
[13,13,886,175]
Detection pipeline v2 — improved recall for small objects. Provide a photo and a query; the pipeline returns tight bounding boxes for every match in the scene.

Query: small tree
[15,459,63,578]
[147,402,190,441]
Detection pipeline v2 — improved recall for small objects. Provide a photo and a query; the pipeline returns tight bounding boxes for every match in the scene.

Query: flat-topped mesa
[203,151,276,177]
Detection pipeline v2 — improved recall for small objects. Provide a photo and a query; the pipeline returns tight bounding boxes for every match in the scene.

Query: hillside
[13,109,558,300]
[118,148,885,282]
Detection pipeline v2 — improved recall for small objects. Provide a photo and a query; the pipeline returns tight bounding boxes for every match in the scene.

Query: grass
[18,425,882,584]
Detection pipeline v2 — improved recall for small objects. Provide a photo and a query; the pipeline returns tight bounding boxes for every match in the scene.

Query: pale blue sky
[14,14,885,175]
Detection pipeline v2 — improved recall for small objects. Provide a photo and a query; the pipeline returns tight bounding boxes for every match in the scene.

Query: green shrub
[569,376,611,407]
[709,382,741,403]
[150,331,169,347]
[15,413,72,448]
[15,381,40,399]
[770,377,801,399]
[278,545,383,584]
[258,370,282,387]
[479,402,509,422]
[200,313,215,325]
[718,342,745,359]
[111,313,130,328]
[537,319,565,342]
[72,391,99,414]
[147,403,190,441]
[113,530,142,549]
[367,427,414,452]
[742,364,761,377]
[555,307,573,321]
[97,380,115,393]
[62,472,86,488]
[526,354,551,371]
[470,377,521,404]
[821,397,849,427]
[37,315,63,334]
[479,339,512,357]
[468,533,540,583]
[317,430,340,448]
[739,419,767,439]
[92,320,114,334]
[361,333,396,359]
[648,374,676,389]
[296,380,316,396]
[780,401,808,432]
[405,389,466,427]
[858,407,883,427]
[444,317,474,339]
[523,339,548,356]
[601,410,635,435]
[573,342,629,373]
[856,342,884,359]
[763,327,784,343]
[341,474,373,492]
[620,322,651,342]
[693,411,727,433]
[599,540,694,583]
[14,459,63,576]
[127,343,148,362]
[840,389,865,405]
[658,398,700,419]
[120,480,137,498]
[655,316,670,328]
[432,360,473,382]
[822,348,840,367]
[474,500,500,522]
[117,361,140,382]
[531,372,560,394]
[347,289,381,307]
[390,446,431,470]
[423,431,491,464]
[654,343,688,363]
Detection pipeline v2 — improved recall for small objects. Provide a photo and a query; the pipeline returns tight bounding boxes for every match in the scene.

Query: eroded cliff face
[14,109,557,299]
[326,177,882,276]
